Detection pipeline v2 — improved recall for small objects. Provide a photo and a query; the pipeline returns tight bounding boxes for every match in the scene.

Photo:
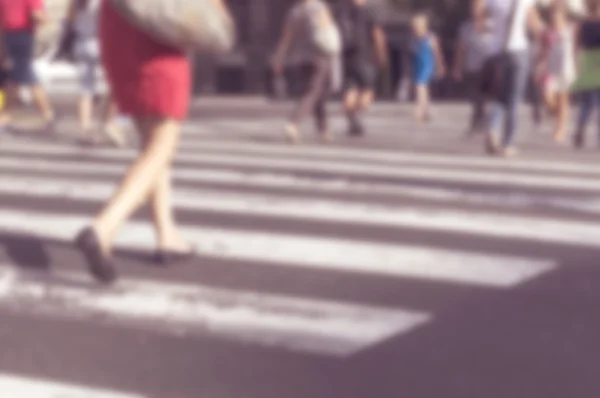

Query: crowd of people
[0,0,598,283]
[0,0,124,145]
[275,0,600,156]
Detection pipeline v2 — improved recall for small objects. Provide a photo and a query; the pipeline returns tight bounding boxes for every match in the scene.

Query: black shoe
[75,227,117,284]
[348,118,365,137]
[153,246,197,267]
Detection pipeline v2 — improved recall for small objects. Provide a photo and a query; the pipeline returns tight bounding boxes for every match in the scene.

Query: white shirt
[486,0,536,55]
[73,0,101,60]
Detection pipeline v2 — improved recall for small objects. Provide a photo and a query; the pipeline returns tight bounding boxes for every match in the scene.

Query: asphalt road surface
[0,100,599,398]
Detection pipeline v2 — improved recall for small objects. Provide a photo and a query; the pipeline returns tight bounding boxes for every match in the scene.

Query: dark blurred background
[194,0,470,99]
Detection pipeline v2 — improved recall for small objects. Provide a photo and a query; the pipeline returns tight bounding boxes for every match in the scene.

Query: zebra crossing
[0,126,597,396]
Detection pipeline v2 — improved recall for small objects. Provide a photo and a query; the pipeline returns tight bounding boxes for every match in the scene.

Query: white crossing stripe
[175,140,600,177]
[1,158,599,215]
[0,143,598,192]
[0,208,555,288]
[0,267,429,357]
[0,172,599,217]
[5,138,598,177]
[0,172,595,250]
[0,373,144,398]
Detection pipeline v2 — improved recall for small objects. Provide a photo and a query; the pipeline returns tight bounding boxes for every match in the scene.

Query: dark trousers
[465,70,485,132]
[529,73,543,124]
[577,90,600,135]
[489,50,530,147]
[4,29,38,85]
[289,57,331,133]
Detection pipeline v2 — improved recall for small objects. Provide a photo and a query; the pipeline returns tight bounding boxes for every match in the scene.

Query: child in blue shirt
[409,13,446,122]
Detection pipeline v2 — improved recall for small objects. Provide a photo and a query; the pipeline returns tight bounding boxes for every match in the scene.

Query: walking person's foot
[77,127,99,146]
[485,133,501,155]
[318,130,334,143]
[572,133,584,149]
[154,237,197,267]
[553,129,566,144]
[75,227,117,284]
[104,122,126,147]
[501,146,519,158]
[43,114,59,135]
[423,110,433,122]
[348,118,365,137]
[284,123,301,144]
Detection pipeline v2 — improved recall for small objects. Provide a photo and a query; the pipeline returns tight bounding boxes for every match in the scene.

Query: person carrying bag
[109,0,236,53]
[273,0,341,144]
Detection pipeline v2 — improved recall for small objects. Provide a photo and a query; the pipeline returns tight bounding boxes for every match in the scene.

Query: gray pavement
[0,100,598,397]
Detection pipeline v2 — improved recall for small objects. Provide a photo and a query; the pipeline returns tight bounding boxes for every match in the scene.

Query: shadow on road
[0,231,52,271]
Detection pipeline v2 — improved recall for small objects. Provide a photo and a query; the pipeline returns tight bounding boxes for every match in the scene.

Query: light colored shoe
[104,123,126,147]
[501,146,519,158]
[284,123,301,144]
[318,130,334,143]
[485,133,501,155]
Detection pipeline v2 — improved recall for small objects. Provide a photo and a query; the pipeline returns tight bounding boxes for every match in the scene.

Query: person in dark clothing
[572,0,600,148]
[337,0,387,136]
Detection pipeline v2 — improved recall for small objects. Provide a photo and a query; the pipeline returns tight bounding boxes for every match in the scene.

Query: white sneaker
[318,130,334,143]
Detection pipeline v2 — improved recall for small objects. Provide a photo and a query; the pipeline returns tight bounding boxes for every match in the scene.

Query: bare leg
[0,83,19,125]
[344,88,362,134]
[102,96,125,146]
[137,119,188,252]
[554,92,569,143]
[102,97,119,124]
[343,88,359,114]
[415,84,430,122]
[30,84,55,121]
[92,117,182,254]
[543,89,558,116]
[78,94,94,133]
[357,89,374,112]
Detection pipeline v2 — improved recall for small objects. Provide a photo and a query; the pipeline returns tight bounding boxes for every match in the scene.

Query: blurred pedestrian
[482,0,544,157]
[0,0,56,132]
[453,0,491,134]
[336,0,388,136]
[572,0,600,148]
[537,0,576,143]
[273,0,341,144]
[75,0,201,283]
[408,13,446,123]
[67,0,124,146]
[529,34,545,127]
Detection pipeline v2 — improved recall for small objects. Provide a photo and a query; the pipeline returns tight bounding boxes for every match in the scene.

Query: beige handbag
[309,2,341,56]
[109,0,236,53]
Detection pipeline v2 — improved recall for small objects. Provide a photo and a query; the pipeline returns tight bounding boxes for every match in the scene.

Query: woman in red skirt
[76,0,194,283]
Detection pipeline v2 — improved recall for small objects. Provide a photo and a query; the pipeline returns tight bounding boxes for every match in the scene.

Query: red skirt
[100,0,191,119]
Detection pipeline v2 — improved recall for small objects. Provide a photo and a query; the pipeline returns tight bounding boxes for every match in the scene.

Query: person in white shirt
[453,0,491,135]
[484,0,544,157]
